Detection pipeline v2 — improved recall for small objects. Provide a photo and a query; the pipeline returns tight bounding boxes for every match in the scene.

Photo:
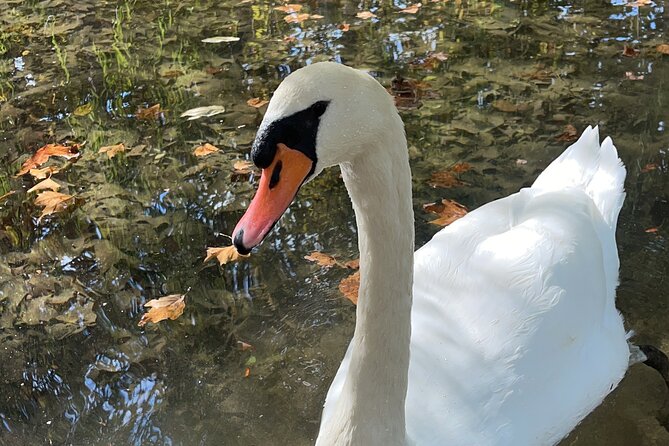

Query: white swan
[232,62,631,446]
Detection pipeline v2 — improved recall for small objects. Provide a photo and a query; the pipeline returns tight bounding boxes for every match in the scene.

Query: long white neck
[316,118,414,445]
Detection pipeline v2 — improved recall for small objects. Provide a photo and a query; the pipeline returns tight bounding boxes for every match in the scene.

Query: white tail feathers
[532,126,626,229]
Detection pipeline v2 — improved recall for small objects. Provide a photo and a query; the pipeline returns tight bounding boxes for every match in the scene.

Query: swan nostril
[269,160,282,190]
[233,229,251,255]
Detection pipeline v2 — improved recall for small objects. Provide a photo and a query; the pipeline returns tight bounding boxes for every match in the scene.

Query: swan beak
[232,143,313,254]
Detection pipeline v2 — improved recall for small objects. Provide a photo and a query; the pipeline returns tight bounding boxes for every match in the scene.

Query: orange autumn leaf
[204,246,249,265]
[244,367,251,378]
[17,143,80,176]
[450,162,471,174]
[424,199,468,227]
[645,227,660,233]
[428,170,466,188]
[233,160,255,174]
[99,143,126,159]
[344,258,360,270]
[136,104,162,121]
[34,190,75,222]
[193,143,220,157]
[274,4,302,13]
[401,3,421,13]
[640,163,658,173]
[338,23,350,32]
[247,98,269,108]
[138,294,186,327]
[27,178,61,193]
[658,44,669,55]
[356,11,376,19]
[284,13,311,23]
[622,45,639,58]
[339,270,360,305]
[305,251,338,268]
[29,166,60,179]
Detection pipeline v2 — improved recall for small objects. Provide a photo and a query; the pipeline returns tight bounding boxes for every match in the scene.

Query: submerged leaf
[274,4,302,13]
[428,170,466,188]
[247,98,269,108]
[136,104,162,121]
[204,246,249,265]
[201,36,240,43]
[401,3,421,13]
[138,294,186,326]
[29,166,60,179]
[356,11,376,19]
[233,160,255,174]
[73,103,93,116]
[657,44,669,55]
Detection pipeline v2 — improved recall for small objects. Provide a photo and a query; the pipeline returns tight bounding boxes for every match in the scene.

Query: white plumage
[238,63,632,446]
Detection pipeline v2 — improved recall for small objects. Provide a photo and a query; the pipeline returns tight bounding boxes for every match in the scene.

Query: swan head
[232,62,398,254]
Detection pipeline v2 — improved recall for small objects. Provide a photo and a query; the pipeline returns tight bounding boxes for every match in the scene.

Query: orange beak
[233,143,313,254]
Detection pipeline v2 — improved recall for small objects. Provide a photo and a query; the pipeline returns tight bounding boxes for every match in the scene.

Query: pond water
[1,0,668,445]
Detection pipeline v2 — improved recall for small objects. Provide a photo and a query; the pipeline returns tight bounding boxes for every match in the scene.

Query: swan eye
[251,100,330,169]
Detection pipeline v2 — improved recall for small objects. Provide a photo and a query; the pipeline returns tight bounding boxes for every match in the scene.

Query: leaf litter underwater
[0,0,668,445]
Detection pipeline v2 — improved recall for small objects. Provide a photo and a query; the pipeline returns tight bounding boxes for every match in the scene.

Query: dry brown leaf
[356,11,376,19]
[193,143,220,157]
[556,124,578,142]
[244,367,251,378]
[136,104,162,121]
[424,199,468,226]
[233,160,255,174]
[29,166,60,179]
[657,44,669,55]
[34,191,75,222]
[138,294,186,327]
[304,251,338,268]
[622,45,640,58]
[204,246,249,265]
[274,4,302,13]
[401,3,421,13]
[339,270,360,305]
[344,258,360,269]
[27,178,61,193]
[247,98,269,108]
[339,23,350,32]
[645,227,660,233]
[284,13,311,23]
[624,71,644,81]
[626,0,651,6]
[450,162,471,174]
[17,143,80,176]
[428,170,465,188]
[99,143,126,159]
[310,14,324,19]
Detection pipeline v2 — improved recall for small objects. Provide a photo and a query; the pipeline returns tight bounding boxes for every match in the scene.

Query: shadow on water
[0,0,668,444]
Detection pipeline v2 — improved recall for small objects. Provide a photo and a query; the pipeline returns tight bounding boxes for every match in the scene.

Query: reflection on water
[0,0,668,445]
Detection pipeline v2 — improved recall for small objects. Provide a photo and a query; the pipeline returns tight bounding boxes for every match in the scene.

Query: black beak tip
[233,229,252,255]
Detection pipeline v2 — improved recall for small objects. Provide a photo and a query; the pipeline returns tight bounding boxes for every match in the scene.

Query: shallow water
[0,0,668,445]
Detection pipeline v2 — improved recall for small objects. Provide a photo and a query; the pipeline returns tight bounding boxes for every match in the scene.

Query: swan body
[232,62,630,446]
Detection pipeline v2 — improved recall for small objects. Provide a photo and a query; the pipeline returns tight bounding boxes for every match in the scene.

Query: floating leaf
[244,367,251,378]
[247,98,269,108]
[73,103,93,116]
[356,11,376,19]
[193,143,220,157]
[641,163,658,173]
[657,44,669,55]
[338,23,350,32]
[34,191,75,222]
[233,160,255,174]
[29,166,60,179]
[344,258,360,269]
[201,36,240,43]
[27,178,61,193]
[401,3,421,13]
[624,71,644,81]
[99,143,126,159]
[424,199,468,226]
[138,294,186,326]
[274,4,302,13]
[339,270,360,305]
[180,105,226,121]
[645,227,660,233]
[17,143,80,176]
[204,246,249,265]
[284,13,322,23]
[238,341,254,351]
[304,251,338,268]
